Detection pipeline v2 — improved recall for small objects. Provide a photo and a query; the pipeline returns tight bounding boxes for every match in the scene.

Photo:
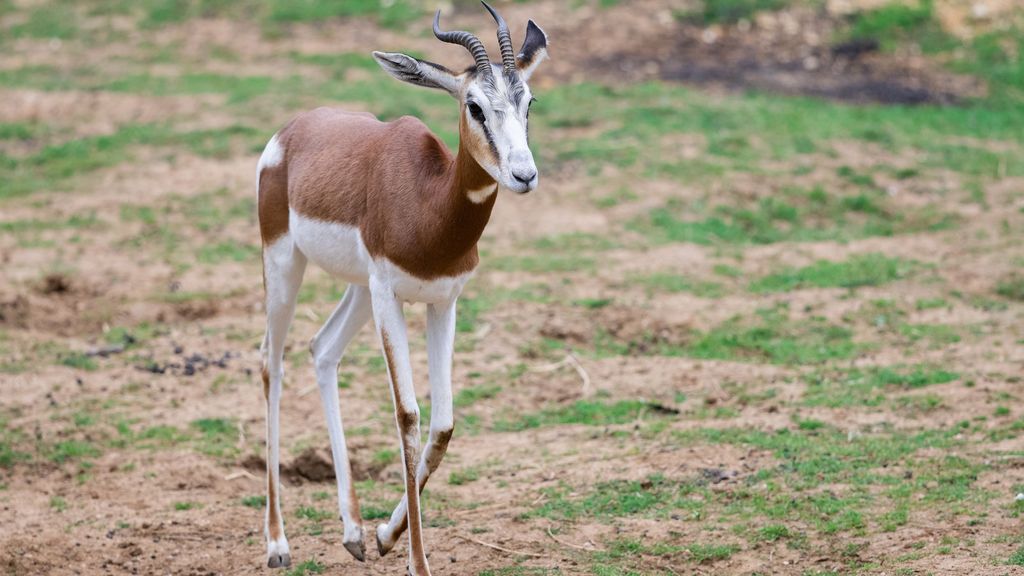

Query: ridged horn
[481,1,516,76]
[433,10,493,79]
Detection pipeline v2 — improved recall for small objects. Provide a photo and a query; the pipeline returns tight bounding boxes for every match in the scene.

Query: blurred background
[1,1,1023,575]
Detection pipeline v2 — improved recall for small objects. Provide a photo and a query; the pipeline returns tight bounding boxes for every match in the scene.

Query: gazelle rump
[256,3,548,574]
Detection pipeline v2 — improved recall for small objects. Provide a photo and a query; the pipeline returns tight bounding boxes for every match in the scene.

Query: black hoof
[267,553,291,568]
[344,539,366,562]
[376,532,389,558]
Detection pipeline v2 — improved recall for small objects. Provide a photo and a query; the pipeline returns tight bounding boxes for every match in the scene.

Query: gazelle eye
[467,101,485,123]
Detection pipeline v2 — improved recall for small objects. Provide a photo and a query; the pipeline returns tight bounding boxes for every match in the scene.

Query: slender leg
[261,236,307,569]
[376,299,456,557]
[309,284,373,561]
[369,277,430,576]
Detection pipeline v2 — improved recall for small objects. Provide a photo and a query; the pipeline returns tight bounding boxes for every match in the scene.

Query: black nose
[512,170,536,184]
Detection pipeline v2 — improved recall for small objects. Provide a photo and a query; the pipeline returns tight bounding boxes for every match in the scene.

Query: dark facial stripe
[480,122,498,157]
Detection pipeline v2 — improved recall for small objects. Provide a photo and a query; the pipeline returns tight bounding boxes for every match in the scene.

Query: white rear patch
[467,184,497,204]
[257,134,284,177]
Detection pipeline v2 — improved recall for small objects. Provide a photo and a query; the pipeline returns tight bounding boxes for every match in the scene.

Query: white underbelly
[290,213,371,285]
[290,213,471,304]
[374,259,471,305]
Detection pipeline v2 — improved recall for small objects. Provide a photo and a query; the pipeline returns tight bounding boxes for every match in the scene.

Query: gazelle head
[373,2,548,194]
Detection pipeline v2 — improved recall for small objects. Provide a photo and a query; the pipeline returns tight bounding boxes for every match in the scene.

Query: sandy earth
[2,1,1024,575]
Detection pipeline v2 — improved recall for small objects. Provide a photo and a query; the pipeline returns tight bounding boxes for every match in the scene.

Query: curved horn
[433,10,493,79]
[481,1,516,76]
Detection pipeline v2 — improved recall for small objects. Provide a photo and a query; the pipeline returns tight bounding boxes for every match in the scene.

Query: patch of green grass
[538,81,1024,182]
[360,505,393,520]
[0,122,38,141]
[488,253,595,273]
[139,0,253,27]
[191,418,236,457]
[197,241,259,264]
[594,186,638,208]
[479,568,559,576]
[50,440,100,464]
[573,298,613,309]
[1009,544,1024,566]
[0,431,29,468]
[632,273,724,298]
[749,254,915,293]
[242,495,266,508]
[687,543,739,563]
[456,284,551,334]
[996,274,1024,301]
[686,305,859,365]
[675,423,981,540]
[173,501,200,511]
[295,506,332,522]
[757,524,791,542]
[103,73,274,104]
[0,123,260,199]
[898,323,961,347]
[915,297,948,311]
[50,496,67,512]
[266,0,421,28]
[533,232,620,252]
[448,467,480,486]
[8,4,77,39]
[804,365,959,408]
[684,0,788,25]
[372,448,398,465]
[530,474,686,520]
[453,384,501,408]
[845,0,956,53]
[58,352,98,371]
[283,559,325,576]
[635,189,952,247]
[494,400,668,432]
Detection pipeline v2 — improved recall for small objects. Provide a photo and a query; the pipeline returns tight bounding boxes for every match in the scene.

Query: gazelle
[255,3,547,573]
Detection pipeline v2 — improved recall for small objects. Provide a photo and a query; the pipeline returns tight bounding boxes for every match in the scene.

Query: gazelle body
[256,4,547,574]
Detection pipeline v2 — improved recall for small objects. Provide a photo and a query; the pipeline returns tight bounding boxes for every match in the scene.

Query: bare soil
[1,2,1023,576]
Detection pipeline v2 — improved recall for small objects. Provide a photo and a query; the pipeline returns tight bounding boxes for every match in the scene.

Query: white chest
[289,213,470,305]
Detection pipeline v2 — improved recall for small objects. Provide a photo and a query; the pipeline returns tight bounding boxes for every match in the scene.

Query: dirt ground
[1,1,1024,575]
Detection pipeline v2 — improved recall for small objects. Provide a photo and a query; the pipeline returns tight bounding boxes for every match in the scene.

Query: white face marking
[466,184,497,204]
[463,66,538,194]
[257,133,284,177]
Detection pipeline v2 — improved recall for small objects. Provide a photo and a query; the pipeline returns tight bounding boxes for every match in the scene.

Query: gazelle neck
[405,132,496,276]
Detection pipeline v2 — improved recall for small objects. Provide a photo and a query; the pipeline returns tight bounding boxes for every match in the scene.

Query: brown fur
[266,447,281,542]
[384,426,455,540]
[258,106,497,280]
[380,330,419,433]
[380,329,429,573]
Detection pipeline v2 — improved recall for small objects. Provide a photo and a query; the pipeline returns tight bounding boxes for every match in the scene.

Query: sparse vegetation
[0,1,1021,573]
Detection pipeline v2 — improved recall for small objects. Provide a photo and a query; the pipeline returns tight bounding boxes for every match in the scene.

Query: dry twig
[454,534,544,558]
[545,526,605,552]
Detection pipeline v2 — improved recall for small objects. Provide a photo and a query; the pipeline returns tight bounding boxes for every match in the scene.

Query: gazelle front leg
[376,300,456,557]
[309,285,373,561]
[370,277,431,575]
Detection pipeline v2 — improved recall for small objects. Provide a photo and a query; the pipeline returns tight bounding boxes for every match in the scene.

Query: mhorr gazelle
[255,3,547,573]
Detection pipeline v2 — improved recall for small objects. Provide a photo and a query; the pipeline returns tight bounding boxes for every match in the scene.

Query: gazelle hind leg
[262,235,307,569]
[376,300,456,557]
[309,285,373,561]
[370,277,431,575]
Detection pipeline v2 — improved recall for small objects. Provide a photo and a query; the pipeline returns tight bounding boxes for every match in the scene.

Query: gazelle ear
[372,51,464,97]
[516,20,548,81]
